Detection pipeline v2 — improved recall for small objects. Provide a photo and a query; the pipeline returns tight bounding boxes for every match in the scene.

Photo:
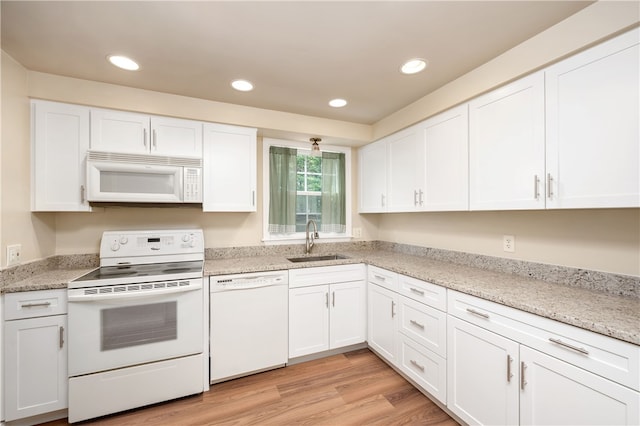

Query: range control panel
[99,229,204,260]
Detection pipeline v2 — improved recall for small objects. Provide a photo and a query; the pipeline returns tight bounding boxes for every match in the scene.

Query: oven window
[101,302,177,351]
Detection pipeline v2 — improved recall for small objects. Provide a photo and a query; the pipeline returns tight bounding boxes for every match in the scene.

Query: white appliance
[68,229,205,423]
[86,150,202,203]
[210,271,288,383]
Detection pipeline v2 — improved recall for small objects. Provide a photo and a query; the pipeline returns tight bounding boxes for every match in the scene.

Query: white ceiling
[2,1,593,125]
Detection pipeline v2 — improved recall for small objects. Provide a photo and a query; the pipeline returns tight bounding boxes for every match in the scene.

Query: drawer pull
[409,287,425,296]
[410,359,425,372]
[374,275,386,281]
[549,338,589,355]
[466,308,489,319]
[21,302,52,309]
[507,354,513,383]
[521,362,527,390]
[409,319,425,329]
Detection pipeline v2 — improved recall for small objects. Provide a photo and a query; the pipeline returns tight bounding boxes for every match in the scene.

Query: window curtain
[268,146,298,234]
[320,151,346,233]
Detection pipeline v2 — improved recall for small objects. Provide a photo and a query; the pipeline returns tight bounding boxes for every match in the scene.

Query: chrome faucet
[305,219,319,254]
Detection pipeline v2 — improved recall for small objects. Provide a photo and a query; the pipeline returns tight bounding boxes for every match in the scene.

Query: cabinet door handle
[21,302,51,308]
[549,338,589,355]
[80,185,86,203]
[419,189,424,206]
[409,287,424,296]
[152,129,157,149]
[381,194,385,207]
[374,275,386,281]
[507,354,513,382]
[414,190,419,206]
[252,190,255,207]
[59,326,65,349]
[332,291,335,307]
[547,173,554,199]
[325,292,329,308]
[409,319,425,329]
[391,300,396,318]
[520,362,527,390]
[466,308,490,319]
[143,128,148,148]
[533,175,540,199]
[410,359,425,372]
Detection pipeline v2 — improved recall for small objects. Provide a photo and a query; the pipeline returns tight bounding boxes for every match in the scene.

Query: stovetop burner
[70,260,204,288]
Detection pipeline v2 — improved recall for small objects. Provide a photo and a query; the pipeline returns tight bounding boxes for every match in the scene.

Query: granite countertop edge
[1,250,638,346]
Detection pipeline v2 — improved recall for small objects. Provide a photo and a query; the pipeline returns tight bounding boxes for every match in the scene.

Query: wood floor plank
[39,349,458,426]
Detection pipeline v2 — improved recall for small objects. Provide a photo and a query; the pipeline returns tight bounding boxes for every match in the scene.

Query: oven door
[87,160,184,203]
[67,279,203,377]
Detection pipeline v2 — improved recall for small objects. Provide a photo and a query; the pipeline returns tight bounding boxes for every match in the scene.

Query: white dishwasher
[209,270,288,383]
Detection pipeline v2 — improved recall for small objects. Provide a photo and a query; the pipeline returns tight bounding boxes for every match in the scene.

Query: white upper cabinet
[545,28,639,209]
[469,72,546,210]
[387,125,424,212]
[91,109,202,158]
[31,100,91,212]
[358,139,388,212]
[421,104,469,211]
[202,123,257,212]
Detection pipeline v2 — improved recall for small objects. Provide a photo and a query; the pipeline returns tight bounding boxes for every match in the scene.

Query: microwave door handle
[68,285,200,302]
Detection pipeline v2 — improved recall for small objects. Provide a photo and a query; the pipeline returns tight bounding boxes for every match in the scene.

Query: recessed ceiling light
[231,79,254,92]
[329,98,347,108]
[401,58,428,75]
[107,55,139,71]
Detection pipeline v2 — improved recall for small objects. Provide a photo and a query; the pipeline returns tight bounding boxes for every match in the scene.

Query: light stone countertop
[1,268,93,293]
[205,250,640,346]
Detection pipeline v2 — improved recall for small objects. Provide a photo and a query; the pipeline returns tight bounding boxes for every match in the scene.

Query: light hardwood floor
[42,349,458,425]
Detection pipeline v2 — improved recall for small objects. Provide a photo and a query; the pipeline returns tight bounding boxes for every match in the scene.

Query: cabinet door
[288,285,329,358]
[31,100,91,211]
[90,109,149,154]
[329,280,366,349]
[387,125,424,212]
[520,346,639,426]
[469,72,545,210]
[150,116,202,158]
[545,28,639,209]
[422,104,469,211]
[367,283,398,365]
[447,316,519,426]
[4,315,67,421]
[358,140,388,212]
[202,123,257,212]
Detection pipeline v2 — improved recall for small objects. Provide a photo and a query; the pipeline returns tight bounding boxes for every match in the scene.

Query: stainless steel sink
[287,254,348,263]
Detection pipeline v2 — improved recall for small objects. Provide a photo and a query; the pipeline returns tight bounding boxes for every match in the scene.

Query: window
[263,138,351,242]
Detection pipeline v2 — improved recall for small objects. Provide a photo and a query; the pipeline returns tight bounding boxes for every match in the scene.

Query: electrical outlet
[7,244,21,266]
[503,235,515,253]
[352,227,362,238]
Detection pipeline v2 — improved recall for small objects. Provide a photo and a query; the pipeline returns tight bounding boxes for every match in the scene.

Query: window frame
[262,137,352,244]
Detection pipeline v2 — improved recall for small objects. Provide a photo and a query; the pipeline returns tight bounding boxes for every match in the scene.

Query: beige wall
[1,52,56,267]
[1,1,638,277]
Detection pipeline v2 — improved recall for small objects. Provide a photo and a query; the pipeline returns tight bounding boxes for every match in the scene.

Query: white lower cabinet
[3,290,68,422]
[288,265,366,359]
[447,290,640,426]
[367,282,399,365]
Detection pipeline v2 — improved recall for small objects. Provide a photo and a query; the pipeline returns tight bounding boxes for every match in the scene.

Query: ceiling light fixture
[107,55,139,71]
[310,137,321,156]
[231,79,254,92]
[329,98,347,108]
[401,58,428,75]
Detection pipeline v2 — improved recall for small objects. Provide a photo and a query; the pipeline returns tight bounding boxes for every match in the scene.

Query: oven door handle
[68,285,201,302]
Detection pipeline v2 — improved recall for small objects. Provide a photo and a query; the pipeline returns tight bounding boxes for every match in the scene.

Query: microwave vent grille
[88,151,202,168]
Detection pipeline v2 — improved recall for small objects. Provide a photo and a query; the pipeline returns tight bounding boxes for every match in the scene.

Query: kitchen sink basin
[287,254,348,263]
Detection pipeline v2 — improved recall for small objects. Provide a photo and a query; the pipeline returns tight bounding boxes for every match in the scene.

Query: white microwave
[86,151,202,203]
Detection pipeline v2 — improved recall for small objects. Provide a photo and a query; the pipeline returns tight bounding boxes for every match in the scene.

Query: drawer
[398,274,446,311]
[4,289,67,320]
[398,333,447,404]
[289,264,365,288]
[367,265,398,291]
[448,289,640,391]
[399,295,447,358]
